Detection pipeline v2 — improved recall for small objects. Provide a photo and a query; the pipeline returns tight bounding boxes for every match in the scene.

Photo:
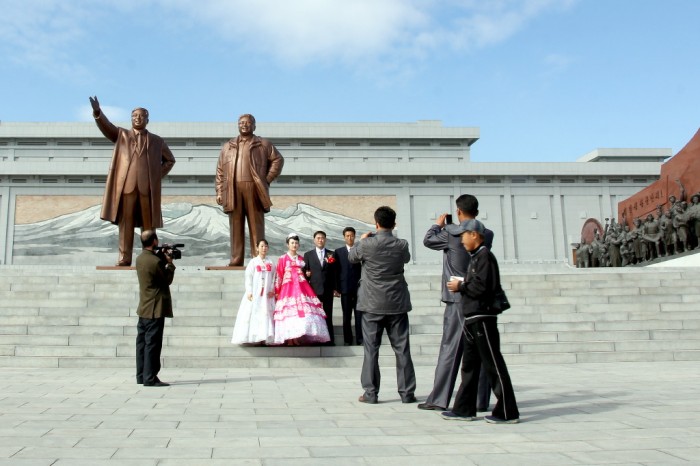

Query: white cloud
[161,0,428,66]
[0,0,93,78]
[424,0,578,51]
[1,0,578,75]
[543,53,574,74]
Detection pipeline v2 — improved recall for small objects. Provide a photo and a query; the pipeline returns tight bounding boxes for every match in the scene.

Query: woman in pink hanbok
[231,239,275,345]
[273,233,330,346]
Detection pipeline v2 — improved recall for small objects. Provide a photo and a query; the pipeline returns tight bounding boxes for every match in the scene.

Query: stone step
[5,333,700,356]
[2,266,700,367]
[3,347,699,370]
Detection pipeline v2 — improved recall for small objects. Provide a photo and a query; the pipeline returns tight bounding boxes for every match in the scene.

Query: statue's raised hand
[89,96,100,116]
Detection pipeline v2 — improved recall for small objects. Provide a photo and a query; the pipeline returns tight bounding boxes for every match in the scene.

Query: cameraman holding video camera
[135,230,175,387]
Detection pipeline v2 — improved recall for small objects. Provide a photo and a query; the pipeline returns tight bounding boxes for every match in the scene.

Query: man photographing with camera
[135,230,175,387]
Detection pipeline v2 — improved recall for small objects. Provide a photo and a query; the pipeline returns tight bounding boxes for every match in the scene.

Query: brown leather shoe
[144,381,170,387]
[358,394,378,404]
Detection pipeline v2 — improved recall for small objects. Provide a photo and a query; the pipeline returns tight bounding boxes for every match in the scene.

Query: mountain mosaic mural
[13,203,374,266]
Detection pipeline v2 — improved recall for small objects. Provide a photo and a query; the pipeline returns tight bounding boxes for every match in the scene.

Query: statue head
[131,108,149,131]
[238,114,256,137]
[669,195,677,204]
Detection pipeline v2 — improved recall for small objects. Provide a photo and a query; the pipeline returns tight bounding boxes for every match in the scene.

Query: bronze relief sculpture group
[577,180,700,267]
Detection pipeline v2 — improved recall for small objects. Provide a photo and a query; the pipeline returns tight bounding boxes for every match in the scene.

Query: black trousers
[426,303,491,409]
[452,318,519,420]
[340,292,362,344]
[319,291,335,344]
[360,312,416,402]
[136,316,165,384]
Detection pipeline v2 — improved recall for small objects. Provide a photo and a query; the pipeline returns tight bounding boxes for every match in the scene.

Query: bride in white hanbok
[231,239,276,345]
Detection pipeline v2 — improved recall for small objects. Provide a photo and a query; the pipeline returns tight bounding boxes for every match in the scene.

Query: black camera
[445,214,453,224]
[155,243,184,260]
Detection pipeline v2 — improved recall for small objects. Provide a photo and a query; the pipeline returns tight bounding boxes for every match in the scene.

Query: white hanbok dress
[231,257,276,344]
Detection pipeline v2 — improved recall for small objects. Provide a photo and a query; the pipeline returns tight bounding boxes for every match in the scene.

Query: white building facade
[0,120,667,266]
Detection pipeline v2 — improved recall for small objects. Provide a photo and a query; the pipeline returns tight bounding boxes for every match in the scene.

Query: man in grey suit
[418,194,493,411]
[349,206,416,404]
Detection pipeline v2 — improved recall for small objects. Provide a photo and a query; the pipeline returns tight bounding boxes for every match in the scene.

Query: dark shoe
[144,381,170,387]
[484,415,519,424]
[358,394,378,404]
[402,395,417,404]
[441,411,476,421]
[116,261,131,267]
[477,406,489,413]
[136,378,143,384]
[417,402,445,411]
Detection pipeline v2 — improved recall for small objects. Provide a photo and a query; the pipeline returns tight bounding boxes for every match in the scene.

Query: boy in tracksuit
[442,219,520,424]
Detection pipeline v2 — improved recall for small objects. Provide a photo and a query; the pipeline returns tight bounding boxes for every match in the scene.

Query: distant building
[0,121,667,265]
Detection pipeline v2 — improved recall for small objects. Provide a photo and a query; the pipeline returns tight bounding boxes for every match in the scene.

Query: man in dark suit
[349,206,416,404]
[303,230,337,345]
[135,230,175,387]
[89,96,176,266]
[334,227,363,346]
[418,194,494,411]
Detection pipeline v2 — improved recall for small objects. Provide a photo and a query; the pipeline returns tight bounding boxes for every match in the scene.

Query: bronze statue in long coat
[90,96,176,266]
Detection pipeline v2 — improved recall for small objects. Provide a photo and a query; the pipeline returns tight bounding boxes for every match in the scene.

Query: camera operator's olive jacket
[135,249,174,319]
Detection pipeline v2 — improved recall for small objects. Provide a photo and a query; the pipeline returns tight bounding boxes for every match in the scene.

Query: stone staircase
[1,265,699,368]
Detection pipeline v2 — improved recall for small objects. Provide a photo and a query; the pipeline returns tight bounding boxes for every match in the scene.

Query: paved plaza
[1,361,699,465]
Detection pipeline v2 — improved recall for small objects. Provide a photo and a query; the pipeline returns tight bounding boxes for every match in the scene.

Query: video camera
[155,243,184,260]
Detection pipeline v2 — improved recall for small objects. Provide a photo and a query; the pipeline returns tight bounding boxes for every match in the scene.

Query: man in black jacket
[443,219,519,423]
[334,227,363,346]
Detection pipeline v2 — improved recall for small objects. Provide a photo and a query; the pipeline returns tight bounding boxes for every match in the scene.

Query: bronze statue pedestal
[205,265,245,271]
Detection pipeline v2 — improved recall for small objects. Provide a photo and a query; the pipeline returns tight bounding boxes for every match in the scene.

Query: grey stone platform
[2,265,700,463]
[1,361,699,465]
[1,265,700,368]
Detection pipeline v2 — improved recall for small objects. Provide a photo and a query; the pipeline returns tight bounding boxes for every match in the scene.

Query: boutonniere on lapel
[324,253,335,264]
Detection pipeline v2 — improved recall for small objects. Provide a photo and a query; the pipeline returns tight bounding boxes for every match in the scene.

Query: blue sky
[1,0,699,162]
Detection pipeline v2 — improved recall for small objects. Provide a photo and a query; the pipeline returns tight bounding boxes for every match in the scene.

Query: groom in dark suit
[334,227,363,346]
[304,230,337,345]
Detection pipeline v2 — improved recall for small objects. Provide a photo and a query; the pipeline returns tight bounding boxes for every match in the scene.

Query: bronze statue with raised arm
[89,96,176,266]
[215,114,284,266]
